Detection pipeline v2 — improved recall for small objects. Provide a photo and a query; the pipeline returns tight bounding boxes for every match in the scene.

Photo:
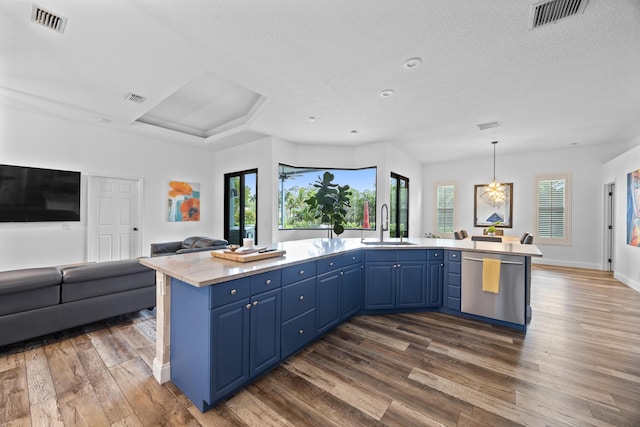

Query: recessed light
[309,116,316,122]
[350,130,358,134]
[380,89,395,98]
[403,57,422,69]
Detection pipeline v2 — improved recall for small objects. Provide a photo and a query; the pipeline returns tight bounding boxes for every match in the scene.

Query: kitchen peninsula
[140,237,542,412]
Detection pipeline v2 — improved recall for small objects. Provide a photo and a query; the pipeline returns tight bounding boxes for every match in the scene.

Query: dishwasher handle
[462,256,523,266]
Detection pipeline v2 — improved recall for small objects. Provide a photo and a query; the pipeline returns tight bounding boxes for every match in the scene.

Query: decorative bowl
[227,244,241,252]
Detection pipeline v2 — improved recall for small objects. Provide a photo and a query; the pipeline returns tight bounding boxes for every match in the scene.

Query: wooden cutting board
[211,248,286,263]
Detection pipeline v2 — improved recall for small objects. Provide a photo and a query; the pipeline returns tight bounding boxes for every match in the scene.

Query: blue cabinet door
[426,260,443,307]
[316,270,341,334]
[364,262,395,309]
[250,288,281,377]
[340,264,362,320]
[396,262,427,308]
[444,250,461,312]
[211,298,250,402]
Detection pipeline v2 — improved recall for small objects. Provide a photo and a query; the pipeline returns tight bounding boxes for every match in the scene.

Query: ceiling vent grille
[530,0,588,29]
[31,4,67,34]
[126,93,146,104]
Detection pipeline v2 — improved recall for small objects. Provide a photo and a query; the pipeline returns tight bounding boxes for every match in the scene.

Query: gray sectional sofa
[0,259,155,347]
[150,236,228,257]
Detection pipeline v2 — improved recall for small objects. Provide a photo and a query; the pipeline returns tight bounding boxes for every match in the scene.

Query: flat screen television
[0,164,81,222]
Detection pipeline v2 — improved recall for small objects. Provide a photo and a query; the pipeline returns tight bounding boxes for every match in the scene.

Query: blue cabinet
[426,250,444,307]
[444,250,461,312]
[281,261,317,359]
[364,250,427,310]
[317,251,363,333]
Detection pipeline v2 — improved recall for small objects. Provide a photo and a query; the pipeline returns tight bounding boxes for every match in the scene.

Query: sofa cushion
[0,267,62,315]
[61,259,155,303]
[181,236,207,249]
[193,238,228,248]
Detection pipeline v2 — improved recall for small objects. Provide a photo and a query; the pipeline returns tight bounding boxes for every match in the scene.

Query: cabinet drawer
[250,270,282,295]
[448,271,461,285]
[365,250,396,262]
[448,261,461,275]
[447,250,461,262]
[317,256,342,275]
[342,250,362,266]
[210,278,251,309]
[447,297,461,311]
[281,309,316,359]
[282,261,316,285]
[447,284,461,298]
[281,277,316,322]
[398,249,427,261]
[427,250,444,261]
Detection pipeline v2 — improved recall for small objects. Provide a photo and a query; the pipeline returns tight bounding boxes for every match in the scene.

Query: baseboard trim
[153,358,171,384]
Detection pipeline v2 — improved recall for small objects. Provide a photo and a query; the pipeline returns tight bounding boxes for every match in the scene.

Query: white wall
[602,138,640,292]
[0,107,218,270]
[422,143,630,270]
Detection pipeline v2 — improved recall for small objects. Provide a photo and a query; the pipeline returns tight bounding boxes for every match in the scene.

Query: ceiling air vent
[31,4,67,34]
[529,0,588,29]
[126,93,146,104]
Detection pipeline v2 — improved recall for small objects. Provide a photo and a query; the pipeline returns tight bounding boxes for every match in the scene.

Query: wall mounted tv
[0,164,81,222]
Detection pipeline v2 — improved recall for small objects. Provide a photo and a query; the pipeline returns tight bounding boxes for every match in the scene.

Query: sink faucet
[380,203,389,243]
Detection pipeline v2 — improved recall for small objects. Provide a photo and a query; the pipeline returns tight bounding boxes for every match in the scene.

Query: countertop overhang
[139,237,542,288]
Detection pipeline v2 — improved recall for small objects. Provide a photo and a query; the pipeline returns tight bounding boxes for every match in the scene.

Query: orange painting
[167,181,200,222]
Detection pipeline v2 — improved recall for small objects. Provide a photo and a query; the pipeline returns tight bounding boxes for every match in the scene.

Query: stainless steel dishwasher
[461,251,525,325]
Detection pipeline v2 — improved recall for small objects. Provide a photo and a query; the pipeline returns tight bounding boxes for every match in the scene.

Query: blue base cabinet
[168,246,492,413]
[364,249,428,310]
[443,250,461,312]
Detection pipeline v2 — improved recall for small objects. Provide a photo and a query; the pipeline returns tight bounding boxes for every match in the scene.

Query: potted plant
[304,171,352,238]
[486,225,497,236]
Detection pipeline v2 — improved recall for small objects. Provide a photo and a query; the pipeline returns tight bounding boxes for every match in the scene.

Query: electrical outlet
[62,223,70,230]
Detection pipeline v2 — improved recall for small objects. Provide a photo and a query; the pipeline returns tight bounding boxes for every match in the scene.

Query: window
[224,169,257,245]
[435,182,456,234]
[390,173,409,237]
[278,164,377,231]
[535,173,571,245]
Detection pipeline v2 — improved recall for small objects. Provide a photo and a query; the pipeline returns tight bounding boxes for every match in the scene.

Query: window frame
[390,172,409,238]
[534,172,572,246]
[434,181,457,235]
[224,168,258,245]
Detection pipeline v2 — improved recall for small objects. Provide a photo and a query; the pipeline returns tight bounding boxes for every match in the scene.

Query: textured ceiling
[1,0,639,163]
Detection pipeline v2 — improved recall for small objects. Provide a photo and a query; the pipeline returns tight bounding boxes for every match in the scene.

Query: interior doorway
[224,169,258,245]
[605,182,615,272]
[87,176,142,262]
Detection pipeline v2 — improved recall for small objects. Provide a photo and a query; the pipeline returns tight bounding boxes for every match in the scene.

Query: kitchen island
[140,237,541,411]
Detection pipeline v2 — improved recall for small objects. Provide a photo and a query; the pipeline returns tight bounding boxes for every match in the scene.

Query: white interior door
[88,176,142,262]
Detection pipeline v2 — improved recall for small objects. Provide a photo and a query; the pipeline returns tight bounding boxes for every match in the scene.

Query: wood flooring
[1,265,639,426]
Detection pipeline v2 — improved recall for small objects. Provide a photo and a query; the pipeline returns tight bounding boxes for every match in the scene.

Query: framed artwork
[167,181,200,222]
[474,182,513,228]
[627,169,640,247]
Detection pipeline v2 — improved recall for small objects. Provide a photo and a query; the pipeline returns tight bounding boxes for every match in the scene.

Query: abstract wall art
[167,181,200,222]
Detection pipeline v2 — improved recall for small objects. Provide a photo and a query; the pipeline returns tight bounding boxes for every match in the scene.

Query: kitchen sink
[360,241,417,246]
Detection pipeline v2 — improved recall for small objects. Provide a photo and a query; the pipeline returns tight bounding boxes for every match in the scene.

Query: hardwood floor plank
[58,391,111,427]
[24,346,56,405]
[76,347,134,424]
[110,413,144,427]
[88,327,138,368]
[0,352,24,375]
[225,389,299,427]
[0,366,30,425]
[29,397,63,427]
[44,340,92,404]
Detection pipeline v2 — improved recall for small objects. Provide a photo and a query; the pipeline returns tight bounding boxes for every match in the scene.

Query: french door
[224,169,258,245]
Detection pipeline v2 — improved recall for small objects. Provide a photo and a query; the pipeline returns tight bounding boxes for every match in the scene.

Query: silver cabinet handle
[298,329,304,335]
[230,289,237,295]
[340,271,344,275]
[352,256,356,260]
[452,253,457,258]
[329,262,334,266]
[397,263,401,267]
[299,295,304,301]
[253,301,258,307]
[245,304,252,310]
[299,270,304,275]
[434,253,439,257]
[265,279,271,285]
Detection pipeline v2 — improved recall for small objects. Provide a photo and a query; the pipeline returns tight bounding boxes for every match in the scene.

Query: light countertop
[139,237,542,288]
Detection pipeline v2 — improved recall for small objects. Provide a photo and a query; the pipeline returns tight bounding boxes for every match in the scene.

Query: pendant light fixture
[480,141,507,207]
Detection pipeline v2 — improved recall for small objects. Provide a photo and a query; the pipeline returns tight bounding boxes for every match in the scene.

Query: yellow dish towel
[482,258,501,294]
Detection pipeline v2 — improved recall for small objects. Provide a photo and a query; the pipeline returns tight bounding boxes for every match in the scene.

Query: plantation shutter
[436,185,455,233]
[537,179,565,238]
